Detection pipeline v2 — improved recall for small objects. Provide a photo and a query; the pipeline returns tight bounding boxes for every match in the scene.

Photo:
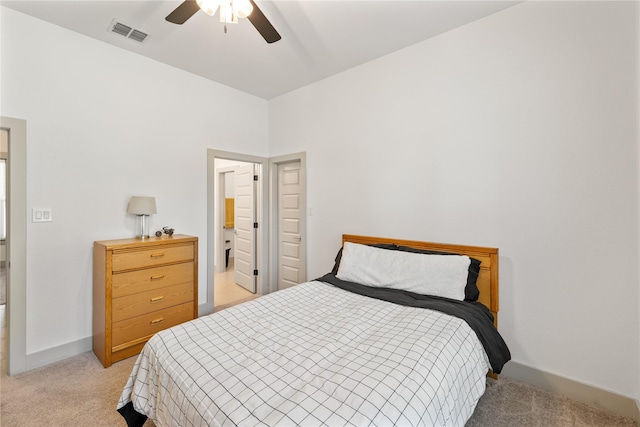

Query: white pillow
[336,242,470,301]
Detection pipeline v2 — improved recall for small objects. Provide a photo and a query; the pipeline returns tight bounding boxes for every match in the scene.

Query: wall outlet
[32,208,53,223]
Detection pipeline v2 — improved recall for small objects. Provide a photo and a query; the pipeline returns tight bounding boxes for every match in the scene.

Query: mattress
[117,280,495,426]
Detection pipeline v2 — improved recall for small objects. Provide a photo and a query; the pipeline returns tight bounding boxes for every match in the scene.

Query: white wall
[269,1,639,402]
[1,7,268,356]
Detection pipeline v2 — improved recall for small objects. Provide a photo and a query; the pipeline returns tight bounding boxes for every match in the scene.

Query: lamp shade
[127,196,157,216]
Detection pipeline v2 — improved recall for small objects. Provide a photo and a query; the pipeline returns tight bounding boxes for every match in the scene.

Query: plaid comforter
[117,280,492,426]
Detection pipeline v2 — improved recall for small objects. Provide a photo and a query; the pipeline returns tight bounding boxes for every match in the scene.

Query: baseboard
[502,361,640,424]
[20,303,214,374]
[25,336,92,372]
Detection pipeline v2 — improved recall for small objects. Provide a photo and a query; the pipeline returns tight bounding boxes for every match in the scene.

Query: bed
[117,234,510,426]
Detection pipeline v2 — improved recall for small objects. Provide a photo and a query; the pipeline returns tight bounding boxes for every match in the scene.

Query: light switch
[32,208,53,223]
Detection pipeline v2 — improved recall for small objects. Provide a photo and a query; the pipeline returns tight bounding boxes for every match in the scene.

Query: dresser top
[94,234,197,250]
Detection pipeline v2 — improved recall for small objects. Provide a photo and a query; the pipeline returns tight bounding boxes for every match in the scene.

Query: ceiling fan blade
[247,0,281,43]
[166,0,201,25]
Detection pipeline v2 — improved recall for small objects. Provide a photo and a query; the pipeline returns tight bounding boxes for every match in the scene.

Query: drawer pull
[150,318,164,326]
[150,252,165,258]
[150,296,164,304]
[150,274,165,281]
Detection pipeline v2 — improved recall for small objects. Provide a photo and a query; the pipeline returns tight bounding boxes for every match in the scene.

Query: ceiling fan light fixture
[219,2,238,24]
[234,0,254,19]
[165,0,280,43]
[196,0,219,16]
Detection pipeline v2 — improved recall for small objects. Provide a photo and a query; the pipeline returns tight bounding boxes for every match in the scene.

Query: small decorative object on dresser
[155,227,175,237]
[93,234,198,368]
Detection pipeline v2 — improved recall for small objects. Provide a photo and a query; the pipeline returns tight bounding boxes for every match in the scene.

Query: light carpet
[1,298,635,427]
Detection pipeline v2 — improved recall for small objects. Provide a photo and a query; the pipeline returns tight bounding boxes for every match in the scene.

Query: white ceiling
[1,0,521,99]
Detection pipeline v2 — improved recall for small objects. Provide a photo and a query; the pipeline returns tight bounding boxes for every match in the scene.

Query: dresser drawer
[112,302,194,350]
[112,282,194,323]
[112,244,194,272]
[112,262,194,298]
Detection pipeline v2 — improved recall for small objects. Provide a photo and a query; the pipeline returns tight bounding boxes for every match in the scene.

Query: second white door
[278,160,305,290]
[234,163,256,293]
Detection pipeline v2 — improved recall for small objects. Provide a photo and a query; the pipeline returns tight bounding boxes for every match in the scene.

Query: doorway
[0,129,7,375]
[1,116,27,376]
[207,150,269,314]
[213,159,258,309]
[206,149,307,314]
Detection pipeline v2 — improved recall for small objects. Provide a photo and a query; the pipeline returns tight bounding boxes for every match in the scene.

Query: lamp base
[136,215,151,240]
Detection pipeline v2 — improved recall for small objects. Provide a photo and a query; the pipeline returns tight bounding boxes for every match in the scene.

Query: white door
[278,161,305,290]
[234,163,256,293]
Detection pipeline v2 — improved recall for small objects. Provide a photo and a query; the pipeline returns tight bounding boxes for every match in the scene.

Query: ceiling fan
[166,0,281,44]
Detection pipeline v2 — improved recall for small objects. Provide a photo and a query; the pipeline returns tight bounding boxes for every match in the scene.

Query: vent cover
[108,19,149,43]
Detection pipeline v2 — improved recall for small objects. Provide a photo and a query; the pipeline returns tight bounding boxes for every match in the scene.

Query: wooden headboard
[342,234,500,327]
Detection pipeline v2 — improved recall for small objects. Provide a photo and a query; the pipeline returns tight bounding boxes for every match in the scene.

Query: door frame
[207,149,268,313]
[1,116,27,375]
[268,152,307,293]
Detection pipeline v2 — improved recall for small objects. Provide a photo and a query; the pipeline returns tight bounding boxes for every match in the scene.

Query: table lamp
[127,196,157,239]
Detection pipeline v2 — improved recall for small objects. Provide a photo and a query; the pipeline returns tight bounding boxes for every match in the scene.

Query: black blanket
[316,273,511,374]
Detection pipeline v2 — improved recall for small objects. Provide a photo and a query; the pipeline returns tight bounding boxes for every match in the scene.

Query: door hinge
[253,222,258,229]
[253,175,258,181]
[253,269,259,276]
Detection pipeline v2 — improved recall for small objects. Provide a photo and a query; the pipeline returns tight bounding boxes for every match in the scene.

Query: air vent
[108,19,149,43]
[128,29,148,43]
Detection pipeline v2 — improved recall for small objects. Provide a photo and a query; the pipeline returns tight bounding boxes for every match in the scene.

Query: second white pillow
[336,242,470,301]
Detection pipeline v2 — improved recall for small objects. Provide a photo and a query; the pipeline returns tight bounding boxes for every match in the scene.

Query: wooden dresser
[93,234,198,367]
